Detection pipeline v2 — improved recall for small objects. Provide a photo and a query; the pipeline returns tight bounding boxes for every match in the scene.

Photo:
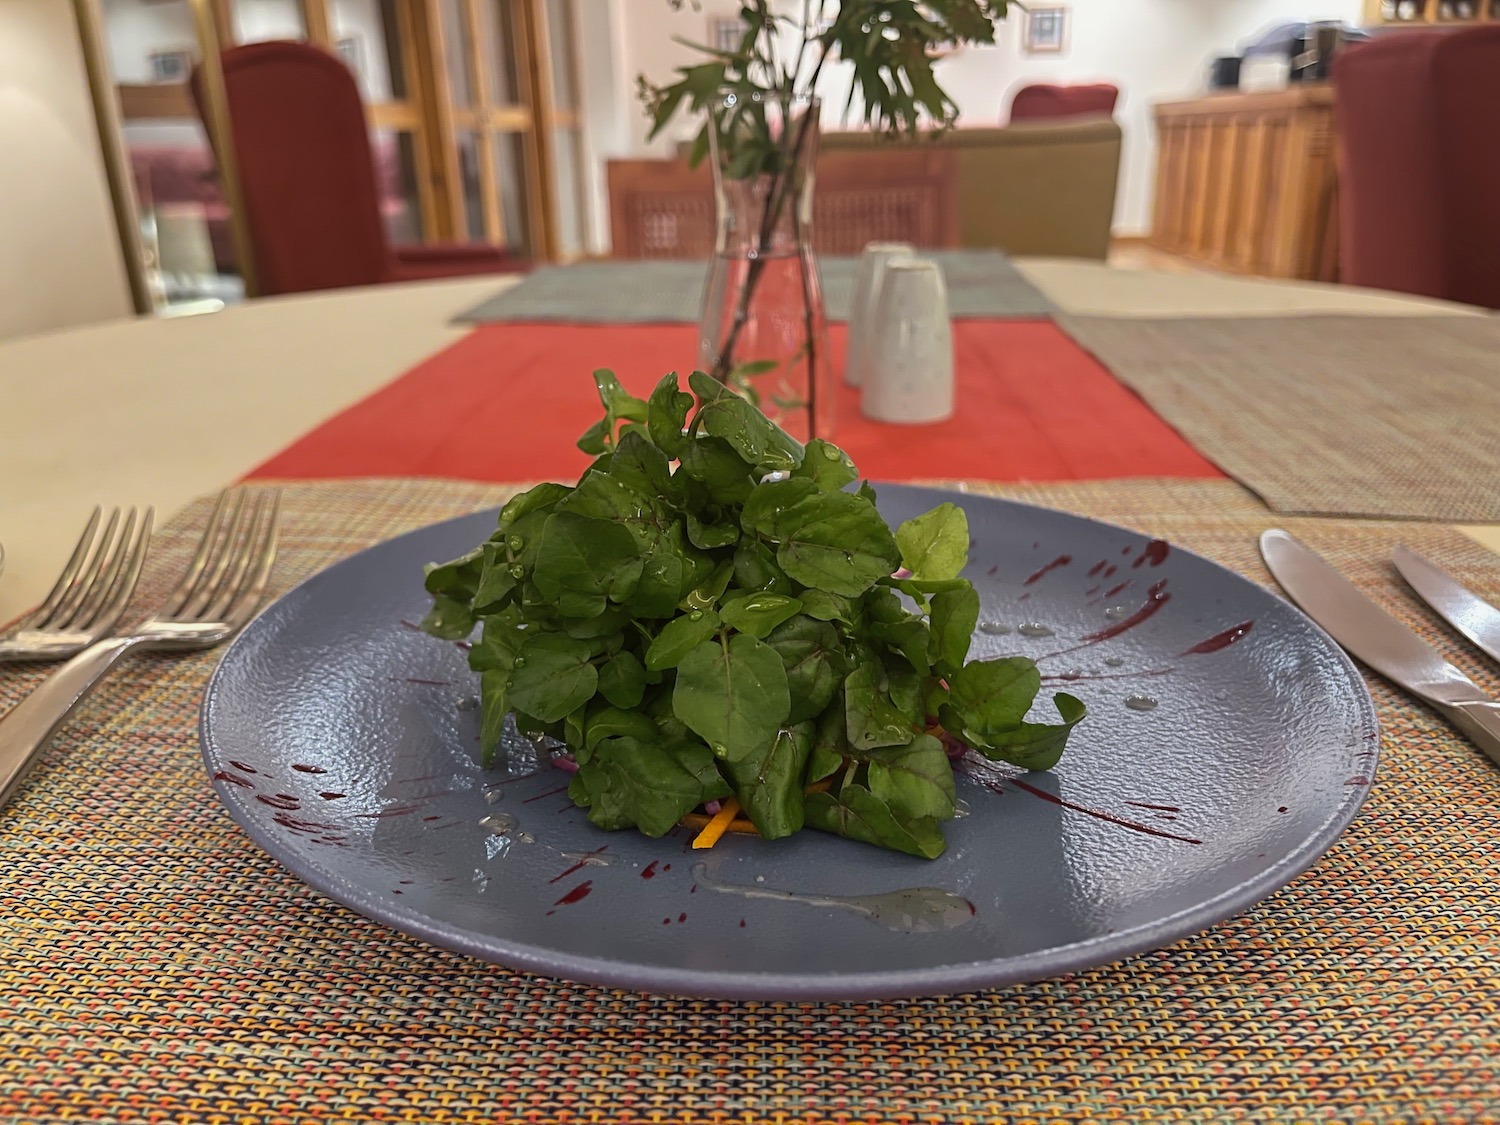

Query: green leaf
[423,544,483,597]
[679,435,756,507]
[798,590,854,624]
[628,530,687,620]
[473,542,519,613]
[732,538,795,596]
[578,368,649,454]
[804,785,946,859]
[867,733,956,820]
[871,617,930,677]
[579,735,730,836]
[719,593,803,640]
[507,633,598,724]
[477,668,512,768]
[745,479,902,597]
[582,703,660,756]
[644,610,722,671]
[843,659,917,753]
[689,370,805,472]
[791,439,859,492]
[942,656,1040,742]
[764,615,845,724]
[647,372,695,457]
[971,692,1086,771]
[895,503,970,581]
[419,593,475,641]
[673,633,790,763]
[498,483,575,533]
[928,585,980,673]
[467,607,524,672]
[532,512,644,618]
[598,650,648,709]
[725,721,814,840]
[609,430,682,506]
[686,511,740,550]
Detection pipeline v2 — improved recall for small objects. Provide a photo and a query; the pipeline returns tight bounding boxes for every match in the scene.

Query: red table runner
[249,321,1222,483]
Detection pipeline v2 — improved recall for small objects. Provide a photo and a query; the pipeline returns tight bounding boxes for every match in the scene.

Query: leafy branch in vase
[640,1,1013,407]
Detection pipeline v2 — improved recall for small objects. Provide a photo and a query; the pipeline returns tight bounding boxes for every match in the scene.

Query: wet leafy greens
[422,370,1083,858]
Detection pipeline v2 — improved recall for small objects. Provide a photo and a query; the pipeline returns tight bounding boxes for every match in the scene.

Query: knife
[1392,545,1500,666]
[1260,529,1500,770]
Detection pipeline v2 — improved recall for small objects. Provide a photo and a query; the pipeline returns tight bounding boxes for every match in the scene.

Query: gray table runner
[1058,313,1500,522]
[453,250,1054,325]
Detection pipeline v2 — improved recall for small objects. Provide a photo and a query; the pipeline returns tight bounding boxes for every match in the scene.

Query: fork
[0,507,154,662]
[0,490,280,811]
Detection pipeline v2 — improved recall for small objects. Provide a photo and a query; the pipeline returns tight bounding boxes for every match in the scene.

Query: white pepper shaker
[861,257,954,425]
[844,241,914,388]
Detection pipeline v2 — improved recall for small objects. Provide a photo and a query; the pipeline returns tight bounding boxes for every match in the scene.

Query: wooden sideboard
[1149,86,1337,281]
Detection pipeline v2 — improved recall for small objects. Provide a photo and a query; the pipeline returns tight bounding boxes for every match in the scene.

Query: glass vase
[696,94,832,443]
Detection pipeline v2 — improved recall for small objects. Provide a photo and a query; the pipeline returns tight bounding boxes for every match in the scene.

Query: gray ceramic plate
[200,485,1378,1000]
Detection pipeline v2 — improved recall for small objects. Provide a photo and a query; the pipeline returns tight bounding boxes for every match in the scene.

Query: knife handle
[1438,699,1500,771]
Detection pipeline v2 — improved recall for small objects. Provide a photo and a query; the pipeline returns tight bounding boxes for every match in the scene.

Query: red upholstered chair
[1008,83,1119,122]
[1333,26,1500,308]
[192,41,525,296]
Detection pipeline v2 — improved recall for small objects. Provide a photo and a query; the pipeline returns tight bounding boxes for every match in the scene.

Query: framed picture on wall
[1024,6,1069,54]
[148,49,194,84]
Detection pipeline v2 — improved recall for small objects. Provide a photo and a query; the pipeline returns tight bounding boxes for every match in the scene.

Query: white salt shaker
[861,258,954,425]
[844,241,914,387]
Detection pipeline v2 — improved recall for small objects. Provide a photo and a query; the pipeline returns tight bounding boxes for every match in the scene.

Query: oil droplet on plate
[1125,695,1159,712]
[1104,605,1129,620]
[480,812,519,834]
[979,621,1011,635]
[953,799,971,819]
[559,850,614,868]
[1018,623,1054,638]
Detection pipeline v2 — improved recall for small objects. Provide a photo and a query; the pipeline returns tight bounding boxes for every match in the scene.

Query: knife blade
[1392,545,1500,666]
[1260,529,1500,770]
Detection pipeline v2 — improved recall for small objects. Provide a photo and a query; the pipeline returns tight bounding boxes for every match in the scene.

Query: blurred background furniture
[608,149,960,259]
[1149,86,1337,281]
[193,41,526,297]
[1008,83,1120,122]
[821,119,1121,260]
[1333,25,1500,309]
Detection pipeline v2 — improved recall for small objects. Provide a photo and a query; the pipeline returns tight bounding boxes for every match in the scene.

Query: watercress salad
[421,370,1084,858]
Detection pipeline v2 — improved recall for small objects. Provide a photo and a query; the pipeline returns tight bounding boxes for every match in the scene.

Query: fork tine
[66,508,139,630]
[48,508,121,630]
[163,490,239,617]
[222,491,281,630]
[24,507,104,630]
[89,508,154,638]
[201,493,264,622]
[180,492,253,620]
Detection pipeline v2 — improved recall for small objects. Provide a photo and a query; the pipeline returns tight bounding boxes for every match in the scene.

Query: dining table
[1,255,1497,1122]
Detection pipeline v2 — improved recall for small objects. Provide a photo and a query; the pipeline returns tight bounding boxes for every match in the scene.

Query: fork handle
[0,637,144,812]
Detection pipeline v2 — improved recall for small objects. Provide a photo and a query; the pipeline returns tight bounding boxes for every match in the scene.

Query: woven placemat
[2,477,1497,1123]
[453,251,1054,325]
[1058,314,1500,523]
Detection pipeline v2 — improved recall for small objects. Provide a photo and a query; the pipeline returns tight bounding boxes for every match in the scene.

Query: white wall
[0,0,134,340]
[613,0,1366,235]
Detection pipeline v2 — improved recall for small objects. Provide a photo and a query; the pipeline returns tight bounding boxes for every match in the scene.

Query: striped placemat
[453,250,1055,325]
[1058,313,1500,522]
[1,477,1496,1123]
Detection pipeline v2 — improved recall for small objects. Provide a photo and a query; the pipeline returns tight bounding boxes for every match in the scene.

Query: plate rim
[199,484,1380,1000]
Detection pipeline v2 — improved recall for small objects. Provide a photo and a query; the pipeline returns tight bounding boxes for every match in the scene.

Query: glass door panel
[371,128,424,242]
[329,0,407,101]
[231,0,307,42]
[438,0,476,108]
[477,0,522,106]
[493,129,532,256]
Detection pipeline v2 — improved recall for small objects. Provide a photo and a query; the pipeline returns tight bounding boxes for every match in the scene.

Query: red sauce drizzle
[228,760,258,774]
[1023,555,1073,585]
[1087,559,1108,577]
[1180,620,1255,655]
[1079,581,1170,645]
[254,794,300,810]
[1005,778,1202,844]
[553,881,593,906]
[523,784,572,804]
[291,763,327,774]
[213,771,253,788]
[641,861,659,879]
[1133,539,1171,569]
[319,791,346,801]
[1125,801,1181,812]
